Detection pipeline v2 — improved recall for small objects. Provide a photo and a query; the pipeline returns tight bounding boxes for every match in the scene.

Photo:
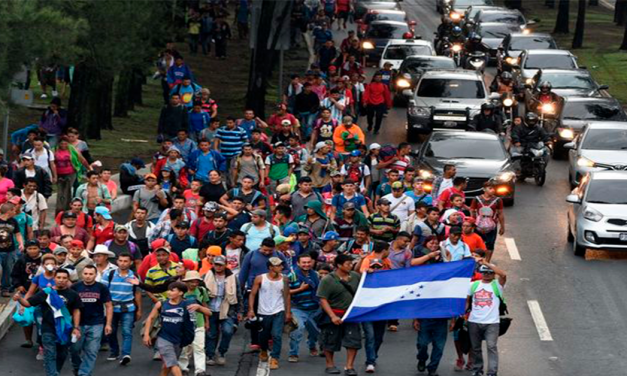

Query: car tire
[503,194,515,207]
[573,239,586,257]
[567,223,574,243]
[568,170,576,189]
[393,94,407,107]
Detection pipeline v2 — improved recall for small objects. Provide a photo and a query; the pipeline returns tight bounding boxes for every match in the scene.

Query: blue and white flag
[342,259,476,322]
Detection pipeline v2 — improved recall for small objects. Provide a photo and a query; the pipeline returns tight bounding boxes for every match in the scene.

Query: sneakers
[269,358,279,370]
[153,352,161,361]
[387,325,398,332]
[454,358,465,372]
[471,372,484,376]
[36,346,44,360]
[288,355,299,363]
[366,364,375,373]
[215,356,226,366]
[417,360,426,372]
[107,354,118,361]
[249,344,261,351]
[206,357,216,366]
[120,355,131,366]
[40,94,48,99]
[20,340,34,348]
[465,362,474,371]
[427,370,439,376]
[259,350,269,362]
[99,343,110,352]
[309,348,319,357]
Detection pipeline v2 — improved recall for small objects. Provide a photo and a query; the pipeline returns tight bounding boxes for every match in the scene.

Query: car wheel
[568,170,576,189]
[573,238,586,257]
[393,94,407,107]
[535,170,546,186]
[567,221,574,243]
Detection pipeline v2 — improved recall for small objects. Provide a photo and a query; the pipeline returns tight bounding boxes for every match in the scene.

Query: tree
[621,13,627,49]
[616,0,627,25]
[554,0,570,34]
[572,0,586,48]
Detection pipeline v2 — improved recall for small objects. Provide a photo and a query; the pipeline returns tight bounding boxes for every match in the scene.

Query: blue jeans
[416,319,449,372]
[289,308,319,357]
[71,324,103,376]
[206,314,236,357]
[362,321,387,365]
[0,250,17,290]
[42,332,69,376]
[108,311,134,357]
[259,311,285,360]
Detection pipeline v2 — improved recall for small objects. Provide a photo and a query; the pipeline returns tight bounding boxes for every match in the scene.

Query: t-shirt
[183,189,201,212]
[226,247,243,275]
[22,191,48,231]
[158,299,189,345]
[313,119,337,143]
[55,149,74,176]
[199,182,227,204]
[133,188,161,221]
[226,188,264,207]
[382,193,415,223]
[468,280,504,324]
[462,233,487,252]
[28,288,83,334]
[32,273,55,289]
[215,126,248,158]
[317,271,361,310]
[72,281,111,326]
[265,153,294,181]
[0,217,19,252]
[331,193,367,218]
[435,178,453,199]
[184,288,209,328]
[406,192,433,206]
[0,178,14,203]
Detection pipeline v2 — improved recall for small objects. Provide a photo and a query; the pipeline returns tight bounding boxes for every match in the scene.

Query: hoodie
[11,253,43,290]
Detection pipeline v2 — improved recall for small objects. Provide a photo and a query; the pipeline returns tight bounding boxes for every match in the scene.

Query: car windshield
[366,24,407,38]
[581,129,627,150]
[403,59,456,73]
[477,13,524,25]
[365,12,406,23]
[562,103,627,121]
[524,54,576,69]
[384,45,432,59]
[456,0,495,7]
[586,179,627,204]
[538,73,596,90]
[417,78,485,99]
[478,25,516,38]
[509,37,557,51]
[426,136,506,160]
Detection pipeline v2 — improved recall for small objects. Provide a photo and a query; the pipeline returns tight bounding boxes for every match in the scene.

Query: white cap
[369,143,382,151]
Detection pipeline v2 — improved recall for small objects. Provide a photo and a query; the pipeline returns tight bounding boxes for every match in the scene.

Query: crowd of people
[1,2,509,376]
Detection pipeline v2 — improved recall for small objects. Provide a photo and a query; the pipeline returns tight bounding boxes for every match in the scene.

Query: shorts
[337,10,349,20]
[321,322,362,352]
[478,229,498,251]
[156,337,182,368]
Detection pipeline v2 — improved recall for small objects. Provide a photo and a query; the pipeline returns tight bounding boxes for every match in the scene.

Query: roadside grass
[516,3,627,103]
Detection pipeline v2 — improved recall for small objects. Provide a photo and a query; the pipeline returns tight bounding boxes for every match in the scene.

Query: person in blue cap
[317,231,339,265]
[340,150,371,194]
[119,158,145,195]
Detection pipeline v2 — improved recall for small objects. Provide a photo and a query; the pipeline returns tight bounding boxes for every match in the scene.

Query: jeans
[298,112,318,141]
[362,320,387,365]
[180,327,206,374]
[366,103,387,132]
[289,308,319,357]
[469,322,500,375]
[416,319,449,372]
[206,315,236,357]
[200,32,212,55]
[243,291,259,346]
[259,312,285,360]
[108,311,134,357]
[0,251,17,290]
[71,324,103,376]
[42,332,69,376]
[188,33,200,54]
[56,173,76,213]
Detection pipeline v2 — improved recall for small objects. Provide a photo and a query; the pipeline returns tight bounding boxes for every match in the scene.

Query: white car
[379,39,435,70]
[567,171,627,256]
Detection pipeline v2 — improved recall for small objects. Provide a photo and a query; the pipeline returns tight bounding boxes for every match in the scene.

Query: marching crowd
[1,2,508,376]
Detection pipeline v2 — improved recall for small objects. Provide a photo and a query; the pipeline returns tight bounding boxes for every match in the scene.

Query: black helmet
[501,71,513,82]
[470,33,482,43]
[525,112,539,127]
[539,81,552,93]
[481,103,495,112]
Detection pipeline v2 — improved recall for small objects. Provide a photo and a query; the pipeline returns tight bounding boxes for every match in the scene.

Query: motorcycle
[512,141,549,186]
[537,101,558,135]
[501,92,516,124]
[449,43,463,66]
[465,52,486,73]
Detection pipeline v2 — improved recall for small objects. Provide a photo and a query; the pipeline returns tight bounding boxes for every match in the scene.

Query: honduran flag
[342,259,476,322]
[44,287,74,345]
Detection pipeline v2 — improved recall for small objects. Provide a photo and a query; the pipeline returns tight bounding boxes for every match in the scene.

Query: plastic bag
[13,305,35,327]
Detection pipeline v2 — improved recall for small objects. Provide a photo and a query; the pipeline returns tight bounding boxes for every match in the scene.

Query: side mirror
[403,89,413,97]
[598,84,609,90]
[409,99,417,106]
[566,194,581,204]
[489,92,501,100]
[408,20,417,26]
[526,20,537,26]
[563,142,575,150]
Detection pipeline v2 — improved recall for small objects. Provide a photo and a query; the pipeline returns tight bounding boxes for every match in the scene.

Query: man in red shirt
[190,202,216,241]
[267,103,300,134]
[87,206,115,250]
[363,72,392,134]
[437,177,468,211]
[55,198,94,236]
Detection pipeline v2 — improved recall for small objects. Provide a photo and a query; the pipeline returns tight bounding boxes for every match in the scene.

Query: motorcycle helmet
[539,81,552,93]
[481,103,495,112]
[525,112,539,127]
[469,33,482,43]
[403,31,414,39]
[451,26,462,37]
[500,71,513,83]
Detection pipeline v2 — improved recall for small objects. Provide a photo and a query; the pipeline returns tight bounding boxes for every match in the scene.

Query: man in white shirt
[466,261,507,376]
[382,181,415,222]
[25,137,56,183]
[21,179,48,231]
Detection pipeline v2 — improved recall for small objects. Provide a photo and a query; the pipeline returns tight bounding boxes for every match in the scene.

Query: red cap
[463,217,476,225]
[181,259,197,271]
[70,239,84,248]
[151,238,167,251]
[328,66,337,71]
[9,196,23,205]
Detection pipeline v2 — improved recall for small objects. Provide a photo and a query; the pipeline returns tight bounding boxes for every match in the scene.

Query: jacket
[332,124,365,153]
[158,105,189,138]
[363,82,392,107]
[511,125,550,145]
[204,268,242,320]
[186,149,227,174]
[13,166,53,198]
[11,253,42,290]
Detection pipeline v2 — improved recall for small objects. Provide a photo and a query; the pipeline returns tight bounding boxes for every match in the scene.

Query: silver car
[565,121,627,188]
[567,171,627,256]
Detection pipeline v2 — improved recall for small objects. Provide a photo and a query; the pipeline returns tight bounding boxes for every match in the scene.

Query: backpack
[379,145,397,163]
[346,163,365,185]
[242,221,276,238]
[475,196,498,234]
[288,147,302,167]
[232,188,262,205]
[470,280,511,335]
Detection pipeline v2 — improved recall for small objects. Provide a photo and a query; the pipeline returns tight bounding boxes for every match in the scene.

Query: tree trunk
[114,68,133,117]
[554,0,571,33]
[510,0,523,10]
[572,0,586,48]
[620,14,627,49]
[68,63,113,140]
[616,0,627,25]
[130,67,144,106]
[588,0,598,5]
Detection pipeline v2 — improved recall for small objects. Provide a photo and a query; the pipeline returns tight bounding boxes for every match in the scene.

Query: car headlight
[362,41,375,50]
[583,206,603,222]
[505,57,516,65]
[502,98,514,107]
[418,170,433,179]
[577,157,595,168]
[495,171,515,182]
[408,106,430,117]
[396,78,411,88]
[522,28,531,35]
[525,78,533,85]
[558,128,574,140]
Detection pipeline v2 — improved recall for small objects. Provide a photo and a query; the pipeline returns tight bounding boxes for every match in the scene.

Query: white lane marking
[527,300,554,341]
[504,237,522,261]
[256,356,270,376]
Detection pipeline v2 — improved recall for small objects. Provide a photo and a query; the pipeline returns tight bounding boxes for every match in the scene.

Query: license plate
[443,121,457,127]
[620,233,627,241]
[433,115,467,121]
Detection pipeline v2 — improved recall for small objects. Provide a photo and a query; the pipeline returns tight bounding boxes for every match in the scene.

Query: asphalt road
[2,2,627,376]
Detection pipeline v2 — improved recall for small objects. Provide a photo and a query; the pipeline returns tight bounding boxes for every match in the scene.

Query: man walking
[288,253,321,362]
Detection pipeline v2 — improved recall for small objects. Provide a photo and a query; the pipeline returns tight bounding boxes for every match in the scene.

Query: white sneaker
[215,356,226,365]
[366,364,376,373]
[36,347,44,360]
[40,94,48,99]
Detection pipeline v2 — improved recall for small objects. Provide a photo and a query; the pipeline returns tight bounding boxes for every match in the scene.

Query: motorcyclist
[436,16,453,41]
[511,112,551,171]
[463,33,490,68]
[471,103,503,134]
[490,71,516,94]
[448,26,466,44]
[530,81,563,114]
[462,19,476,35]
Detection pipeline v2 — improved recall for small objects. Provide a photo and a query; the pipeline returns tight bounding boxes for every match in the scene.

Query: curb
[0,301,17,342]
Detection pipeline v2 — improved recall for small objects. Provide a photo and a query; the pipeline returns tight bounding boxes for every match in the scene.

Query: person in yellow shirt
[332,116,365,154]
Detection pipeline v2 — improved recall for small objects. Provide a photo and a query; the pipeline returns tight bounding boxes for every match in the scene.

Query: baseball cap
[251,209,266,217]
[478,265,495,274]
[182,271,203,282]
[274,235,295,246]
[314,141,328,153]
[320,231,339,241]
[377,198,391,205]
[154,246,171,254]
[343,202,356,210]
[213,255,227,265]
[276,184,291,194]
[330,170,342,177]
[213,211,227,220]
[130,158,145,168]
[207,246,223,257]
[391,181,404,189]
[53,246,69,255]
[94,206,112,220]
[449,226,463,235]
[62,211,78,219]
[203,202,218,212]
[273,141,285,148]
[144,173,157,180]
[281,119,291,125]
[369,258,384,268]
[175,221,190,229]
[328,65,337,71]
[21,153,34,160]
[70,239,84,248]
[268,257,284,266]
[369,143,382,151]
[25,239,39,248]
[350,150,362,157]
[151,238,167,251]
[114,225,128,233]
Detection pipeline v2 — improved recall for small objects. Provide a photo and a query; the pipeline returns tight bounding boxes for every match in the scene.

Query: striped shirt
[145,261,179,300]
[320,96,347,123]
[215,126,248,158]
[368,212,400,243]
[102,269,136,313]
